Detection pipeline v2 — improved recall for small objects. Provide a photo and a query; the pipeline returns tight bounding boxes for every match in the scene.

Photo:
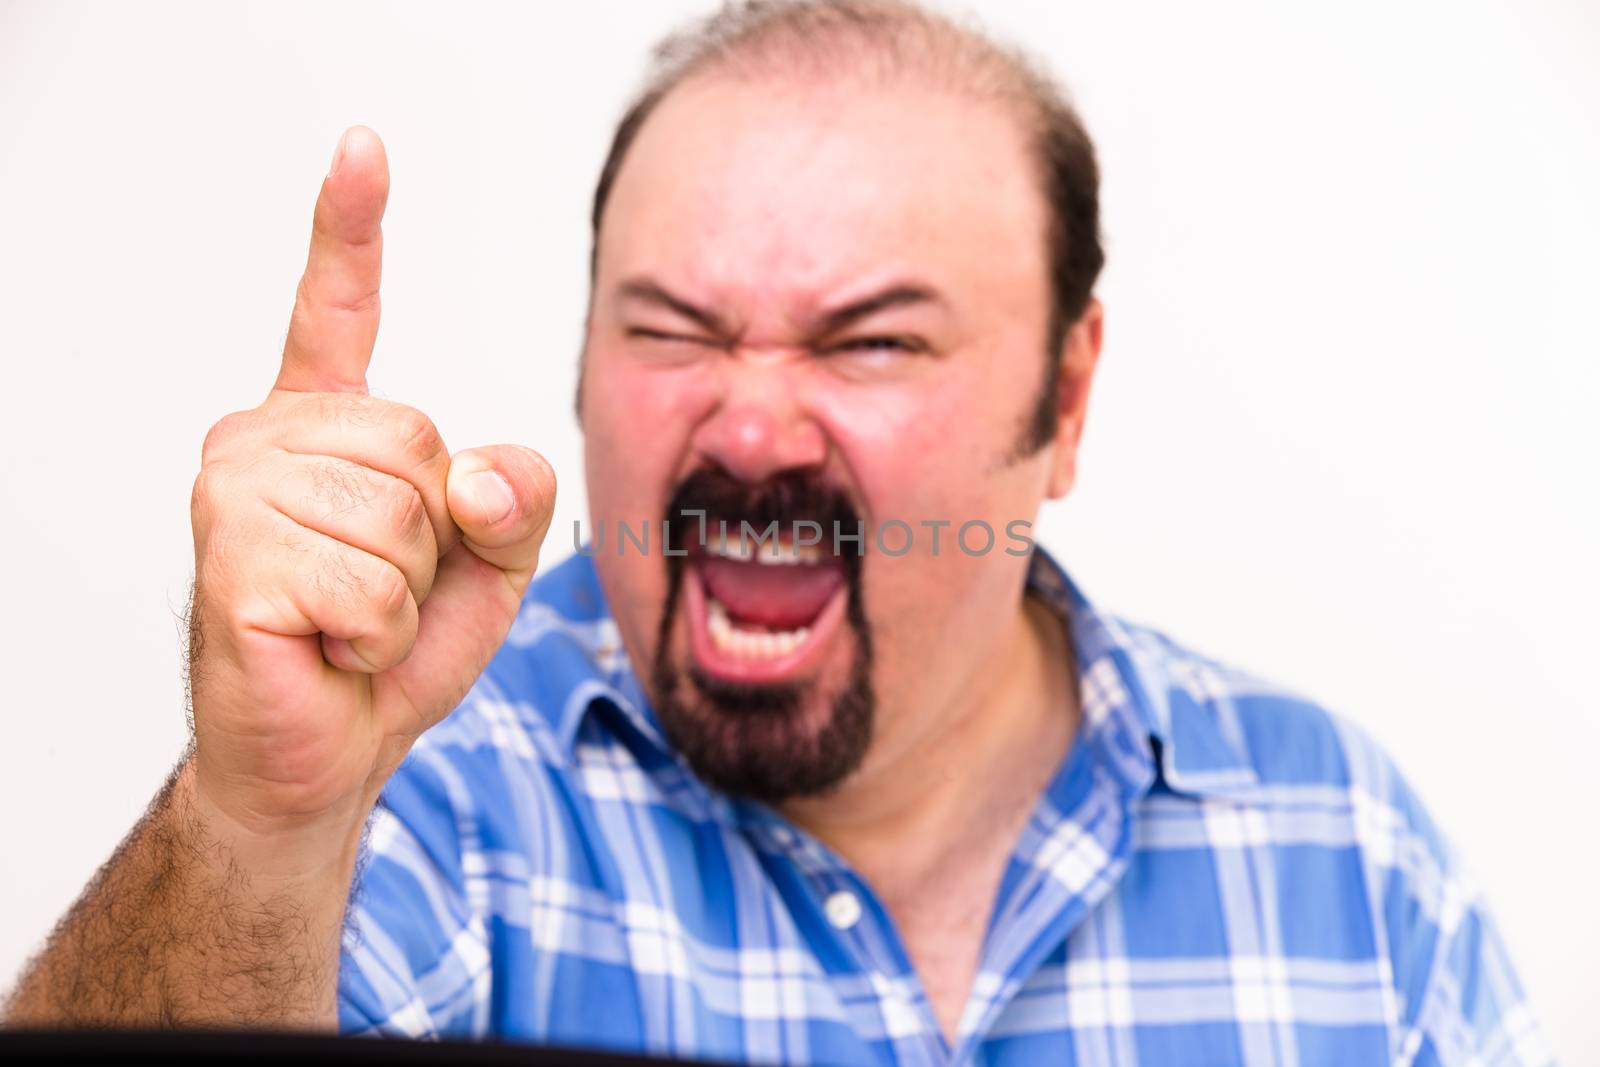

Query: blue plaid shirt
[338,549,1551,1066]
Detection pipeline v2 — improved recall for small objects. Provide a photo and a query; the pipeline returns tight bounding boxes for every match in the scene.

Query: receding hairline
[591,1,1081,240]
[649,0,1053,99]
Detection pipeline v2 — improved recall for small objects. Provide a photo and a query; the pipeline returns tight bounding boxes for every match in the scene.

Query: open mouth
[683,532,851,685]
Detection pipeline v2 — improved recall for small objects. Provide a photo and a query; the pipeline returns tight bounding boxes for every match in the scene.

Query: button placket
[741,805,949,1054]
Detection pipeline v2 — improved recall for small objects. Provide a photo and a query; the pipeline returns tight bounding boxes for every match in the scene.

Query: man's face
[581,73,1072,802]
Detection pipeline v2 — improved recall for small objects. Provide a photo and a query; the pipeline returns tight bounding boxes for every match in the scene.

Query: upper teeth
[707,598,810,660]
[711,534,825,566]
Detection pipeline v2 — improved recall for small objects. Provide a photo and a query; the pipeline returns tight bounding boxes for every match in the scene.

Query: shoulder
[1114,618,1550,1060]
[1119,622,1484,961]
[1115,614,1441,824]
[1112,615,1473,940]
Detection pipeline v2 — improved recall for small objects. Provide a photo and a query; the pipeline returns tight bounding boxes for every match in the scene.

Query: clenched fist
[187,127,555,840]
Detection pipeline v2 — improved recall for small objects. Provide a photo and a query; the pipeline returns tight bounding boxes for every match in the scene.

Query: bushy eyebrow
[813,285,944,335]
[615,277,946,338]
[617,279,729,334]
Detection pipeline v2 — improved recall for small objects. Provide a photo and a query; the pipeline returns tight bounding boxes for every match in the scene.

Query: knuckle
[358,606,417,673]
[200,410,252,463]
[388,481,430,545]
[332,289,381,318]
[391,594,420,651]
[369,562,413,622]
[300,264,381,318]
[190,462,245,536]
[391,406,445,469]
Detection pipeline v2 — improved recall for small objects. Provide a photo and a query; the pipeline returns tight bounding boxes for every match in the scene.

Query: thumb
[445,445,558,587]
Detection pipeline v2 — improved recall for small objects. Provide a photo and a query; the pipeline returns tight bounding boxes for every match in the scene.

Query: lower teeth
[706,597,810,660]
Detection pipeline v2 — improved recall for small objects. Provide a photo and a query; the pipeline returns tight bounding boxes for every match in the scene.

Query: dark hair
[586,0,1104,454]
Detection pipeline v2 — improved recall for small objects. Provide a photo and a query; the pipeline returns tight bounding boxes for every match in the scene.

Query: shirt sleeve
[1402,891,1556,1067]
[1325,713,1556,1066]
[337,748,491,1038]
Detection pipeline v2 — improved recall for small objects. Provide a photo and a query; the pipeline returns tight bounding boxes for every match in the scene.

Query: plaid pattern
[338,550,1553,1066]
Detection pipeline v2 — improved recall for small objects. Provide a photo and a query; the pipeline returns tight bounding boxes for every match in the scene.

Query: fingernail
[466,470,514,525]
[327,129,349,178]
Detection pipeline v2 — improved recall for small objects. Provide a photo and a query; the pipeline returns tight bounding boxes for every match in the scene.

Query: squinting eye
[626,328,718,347]
[831,336,920,355]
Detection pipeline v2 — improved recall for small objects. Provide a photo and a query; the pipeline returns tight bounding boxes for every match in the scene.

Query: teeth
[706,597,810,660]
[710,534,826,566]
[713,534,755,561]
[757,541,825,566]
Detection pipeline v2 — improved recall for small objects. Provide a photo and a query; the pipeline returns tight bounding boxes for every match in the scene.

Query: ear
[1045,299,1105,499]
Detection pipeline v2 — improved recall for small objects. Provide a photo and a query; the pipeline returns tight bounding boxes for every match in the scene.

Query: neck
[781,592,1078,897]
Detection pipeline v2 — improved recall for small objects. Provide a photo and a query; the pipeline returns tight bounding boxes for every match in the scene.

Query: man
[3,1,1551,1064]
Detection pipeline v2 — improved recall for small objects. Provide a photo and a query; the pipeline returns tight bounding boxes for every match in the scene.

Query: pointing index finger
[276,126,389,395]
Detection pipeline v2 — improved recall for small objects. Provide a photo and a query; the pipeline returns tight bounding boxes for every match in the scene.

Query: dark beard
[648,470,876,804]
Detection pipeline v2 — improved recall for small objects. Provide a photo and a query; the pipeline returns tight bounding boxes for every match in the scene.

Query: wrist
[180,759,369,892]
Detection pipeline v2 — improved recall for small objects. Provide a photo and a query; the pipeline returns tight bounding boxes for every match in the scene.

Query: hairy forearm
[3,756,360,1030]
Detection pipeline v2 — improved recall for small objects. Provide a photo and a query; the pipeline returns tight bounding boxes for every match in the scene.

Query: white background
[1,0,1595,1059]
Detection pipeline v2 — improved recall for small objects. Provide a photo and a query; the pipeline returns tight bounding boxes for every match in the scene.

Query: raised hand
[3,126,558,1029]
[188,127,556,839]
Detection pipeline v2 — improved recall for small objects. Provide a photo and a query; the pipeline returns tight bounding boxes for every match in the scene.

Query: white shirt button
[824,890,862,930]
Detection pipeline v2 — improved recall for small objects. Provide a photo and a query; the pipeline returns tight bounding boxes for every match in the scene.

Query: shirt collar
[513,547,1260,801]
[1026,548,1261,799]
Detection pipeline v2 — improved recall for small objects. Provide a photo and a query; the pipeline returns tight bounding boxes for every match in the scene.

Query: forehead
[597,72,1047,310]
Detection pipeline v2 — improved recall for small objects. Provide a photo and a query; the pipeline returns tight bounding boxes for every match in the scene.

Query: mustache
[661,467,861,555]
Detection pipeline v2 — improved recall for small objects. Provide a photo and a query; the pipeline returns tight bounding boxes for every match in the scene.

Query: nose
[689,352,827,484]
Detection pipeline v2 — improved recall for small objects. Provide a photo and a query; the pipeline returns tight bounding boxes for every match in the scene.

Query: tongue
[698,556,845,629]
